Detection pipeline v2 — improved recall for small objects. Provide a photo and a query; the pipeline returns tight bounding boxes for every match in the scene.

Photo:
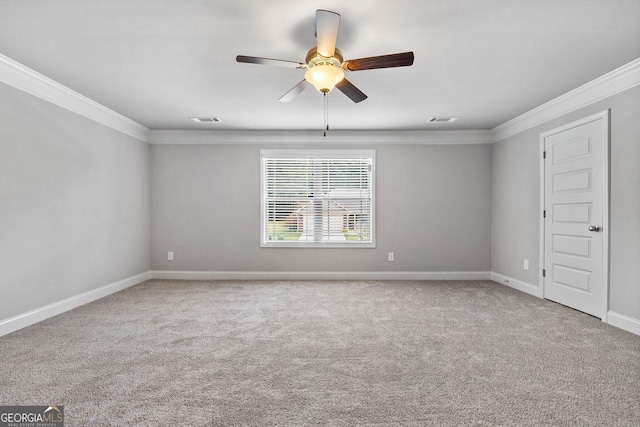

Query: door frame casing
[538,110,610,321]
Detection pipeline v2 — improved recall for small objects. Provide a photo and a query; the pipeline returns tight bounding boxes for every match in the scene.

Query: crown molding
[0,54,149,142]
[492,57,640,141]
[149,129,494,145]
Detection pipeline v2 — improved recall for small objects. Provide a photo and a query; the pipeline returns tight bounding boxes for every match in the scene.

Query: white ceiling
[1,0,639,132]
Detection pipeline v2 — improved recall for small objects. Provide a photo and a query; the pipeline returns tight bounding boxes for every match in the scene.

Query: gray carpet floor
[1,280,639,426]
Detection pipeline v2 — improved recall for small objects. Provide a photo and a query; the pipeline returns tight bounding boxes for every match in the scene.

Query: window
[261,150,375,247]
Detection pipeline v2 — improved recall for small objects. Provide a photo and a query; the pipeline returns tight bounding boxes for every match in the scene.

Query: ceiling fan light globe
[304,64,345,93]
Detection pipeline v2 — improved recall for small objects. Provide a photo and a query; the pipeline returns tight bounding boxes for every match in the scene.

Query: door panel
[552,234,591,258]
[552,264,591,292]
[543,114,608,318]
[552,136,591,162]
[553,169,591,192]
[552,203,591,223]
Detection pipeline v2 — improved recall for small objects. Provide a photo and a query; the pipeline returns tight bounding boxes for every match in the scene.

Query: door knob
[588,225,601,232]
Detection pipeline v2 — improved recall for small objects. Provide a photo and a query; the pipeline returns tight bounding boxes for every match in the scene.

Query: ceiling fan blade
[279,80,310,102]
[236,55,305,69]
[336,78,367,103]
[316,10,341,58]
[344,52,414,71]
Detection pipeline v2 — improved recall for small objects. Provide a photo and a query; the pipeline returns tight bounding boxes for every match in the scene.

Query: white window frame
[260,149,376,248]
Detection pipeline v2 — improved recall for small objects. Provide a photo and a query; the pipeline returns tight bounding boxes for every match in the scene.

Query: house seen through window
[261,150,375,247]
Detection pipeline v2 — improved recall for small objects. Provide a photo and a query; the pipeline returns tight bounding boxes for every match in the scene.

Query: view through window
[261,150,375,247]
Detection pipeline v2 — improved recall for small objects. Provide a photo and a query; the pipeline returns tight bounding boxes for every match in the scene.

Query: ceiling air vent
[427,116,460,123]
[189,117,221,123]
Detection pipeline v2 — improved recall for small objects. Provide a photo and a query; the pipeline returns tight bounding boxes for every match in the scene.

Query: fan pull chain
[323,91,329,137]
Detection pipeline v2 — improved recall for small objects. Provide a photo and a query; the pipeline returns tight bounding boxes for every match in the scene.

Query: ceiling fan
[236,9,414,104]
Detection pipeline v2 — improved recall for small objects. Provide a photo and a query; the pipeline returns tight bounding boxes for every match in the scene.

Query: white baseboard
[5,270,637,338]
[491,273,639,337]
[150,270,492,281]
[491,272,543,298]
[0,271,151,337]
[607,311,640,336]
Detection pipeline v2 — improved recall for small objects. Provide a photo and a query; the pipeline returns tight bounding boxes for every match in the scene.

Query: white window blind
[261,150,375,247]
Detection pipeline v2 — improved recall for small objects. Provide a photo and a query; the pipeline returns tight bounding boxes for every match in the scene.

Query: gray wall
[4,64,636,326]
[492,85,640,320]
[151,143,492,273]
[0,82,151,321]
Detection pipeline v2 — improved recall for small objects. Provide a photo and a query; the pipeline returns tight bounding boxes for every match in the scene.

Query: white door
[542,111,609,319]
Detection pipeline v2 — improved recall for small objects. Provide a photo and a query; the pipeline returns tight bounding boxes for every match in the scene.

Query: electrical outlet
[524,259,529,270]
[168,251,174,261]
[388,252,395,262]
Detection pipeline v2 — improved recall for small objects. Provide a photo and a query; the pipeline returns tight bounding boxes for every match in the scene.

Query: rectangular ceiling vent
[427,116,460,123]
[189,117,221,123]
